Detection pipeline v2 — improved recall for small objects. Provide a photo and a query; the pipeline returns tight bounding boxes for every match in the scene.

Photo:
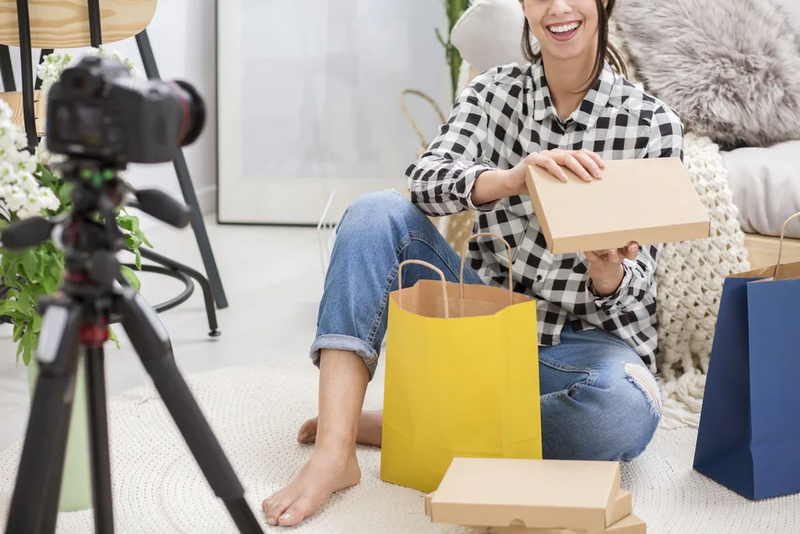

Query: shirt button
[536,275,543,281]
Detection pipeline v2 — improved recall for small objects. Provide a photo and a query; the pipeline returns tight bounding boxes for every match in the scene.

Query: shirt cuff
[588,263,635,313]
[463,165,500,212]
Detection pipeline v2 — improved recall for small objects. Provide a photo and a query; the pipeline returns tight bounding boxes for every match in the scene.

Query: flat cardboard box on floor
[427,458,623,532]
[525,158,711,255]
[427,489,635,534]
[492,513,645,534]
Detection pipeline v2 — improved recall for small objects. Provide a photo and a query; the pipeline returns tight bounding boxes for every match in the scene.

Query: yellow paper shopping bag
[381,234,542,493]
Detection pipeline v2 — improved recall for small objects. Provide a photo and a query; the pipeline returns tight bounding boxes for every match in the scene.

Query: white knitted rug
[1,360,797,534]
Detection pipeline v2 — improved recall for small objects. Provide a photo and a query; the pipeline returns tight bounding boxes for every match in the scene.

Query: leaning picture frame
[216,0,450,225]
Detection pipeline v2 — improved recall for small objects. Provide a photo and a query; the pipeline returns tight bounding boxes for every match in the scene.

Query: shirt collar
[530,59,616,130]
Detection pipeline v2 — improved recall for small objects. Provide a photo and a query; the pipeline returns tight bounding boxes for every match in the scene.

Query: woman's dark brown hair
[520,0,628,91]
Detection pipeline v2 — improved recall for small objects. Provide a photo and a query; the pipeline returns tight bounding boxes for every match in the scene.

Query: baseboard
[195,184,217,216]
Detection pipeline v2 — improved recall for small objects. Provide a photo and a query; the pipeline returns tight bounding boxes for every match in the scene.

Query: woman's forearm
[471,169,512,206]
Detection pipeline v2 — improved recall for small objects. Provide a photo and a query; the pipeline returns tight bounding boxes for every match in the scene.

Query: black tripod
[2,160,262,534]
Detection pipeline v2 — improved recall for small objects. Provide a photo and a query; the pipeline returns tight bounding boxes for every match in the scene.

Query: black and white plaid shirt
[406,60,684,372]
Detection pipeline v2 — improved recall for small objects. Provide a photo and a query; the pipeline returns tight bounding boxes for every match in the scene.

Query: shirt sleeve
[588,105,685,312]
[405,85,499,216]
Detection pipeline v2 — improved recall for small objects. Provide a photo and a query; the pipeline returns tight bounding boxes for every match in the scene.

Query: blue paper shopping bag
[694,258,800,500]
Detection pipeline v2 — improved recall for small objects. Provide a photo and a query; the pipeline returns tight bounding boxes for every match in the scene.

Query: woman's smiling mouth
[547,21,582,41]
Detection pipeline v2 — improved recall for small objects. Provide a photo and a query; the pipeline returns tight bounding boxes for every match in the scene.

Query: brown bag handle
[460,233,514,306]
[397,260,450,319]
[774,212,800,280]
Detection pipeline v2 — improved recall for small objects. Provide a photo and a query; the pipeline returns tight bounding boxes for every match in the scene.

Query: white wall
[10,0,217,219]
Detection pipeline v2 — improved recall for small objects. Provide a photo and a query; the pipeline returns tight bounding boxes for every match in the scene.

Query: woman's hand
[472,149,605,205]
[505,148,606,195]
[585,243,640,297]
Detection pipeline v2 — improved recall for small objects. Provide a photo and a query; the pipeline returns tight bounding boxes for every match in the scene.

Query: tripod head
[1,55,202,293]
[0,158,191,292]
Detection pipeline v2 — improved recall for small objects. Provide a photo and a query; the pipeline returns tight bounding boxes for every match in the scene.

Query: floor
[0,218,326,450]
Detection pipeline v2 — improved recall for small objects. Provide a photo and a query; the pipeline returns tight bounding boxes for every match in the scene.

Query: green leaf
[120,265,141,292]
[18,290,34,313]
[117,214,139,233]
[108,326,120,350]
[127,234,142,249]
[13,321,24,342]
[135,248,142,270]
[139,231,152,248]
[16,335,24,363]
[57,182,74,206]
[33,313,43,334]
[38,165,57,187]
[42,272,59,295]
[0,299,22,315]
[22,327,33,366]
[21,250,37,282]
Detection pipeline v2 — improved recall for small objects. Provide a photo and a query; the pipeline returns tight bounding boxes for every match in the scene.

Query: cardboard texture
[491,513,644,534]
[382,271,542,493]
[429,458,621,531]
[694,259,800,499]
[525,158,710,254]
[426,490,634,534]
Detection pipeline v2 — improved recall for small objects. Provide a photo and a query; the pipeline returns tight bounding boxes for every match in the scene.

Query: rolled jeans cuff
[309,334,380,381]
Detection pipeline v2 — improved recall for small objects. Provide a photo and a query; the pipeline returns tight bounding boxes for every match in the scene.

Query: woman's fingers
[533,154,568,182]
[581,149,605,169]
[574,152,602,179]
[620,242,639,260]
[584,250,602,263]
[559,154,593,182]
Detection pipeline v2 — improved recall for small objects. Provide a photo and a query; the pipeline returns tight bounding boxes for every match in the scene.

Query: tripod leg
[84,345,115,534]
[6,302,82,534]
[115,287,262,533]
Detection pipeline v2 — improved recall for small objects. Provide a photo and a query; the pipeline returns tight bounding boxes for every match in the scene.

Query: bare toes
[264,495,292,525]
[297,417,318,443]
[278,498,314,527]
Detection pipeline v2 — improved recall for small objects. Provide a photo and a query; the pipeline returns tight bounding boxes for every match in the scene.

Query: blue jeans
[310,191,661,461]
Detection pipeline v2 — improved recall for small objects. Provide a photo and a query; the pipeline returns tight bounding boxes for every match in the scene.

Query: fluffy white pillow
[615,0,800,148]
[781,0,800,35]
[450,0,529,73]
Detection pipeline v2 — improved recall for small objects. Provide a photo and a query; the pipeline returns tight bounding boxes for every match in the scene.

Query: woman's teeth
[548,22,580,34]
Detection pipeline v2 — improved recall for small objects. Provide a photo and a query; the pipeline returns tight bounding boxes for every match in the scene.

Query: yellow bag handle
[460,233,514,306]
[397,260,450,319]
[774,212,800,279]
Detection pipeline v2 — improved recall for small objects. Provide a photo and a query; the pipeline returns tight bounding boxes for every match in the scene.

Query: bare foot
[297,410,382,447]
[262,447,361,527]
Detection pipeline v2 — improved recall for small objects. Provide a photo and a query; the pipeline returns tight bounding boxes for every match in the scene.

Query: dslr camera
[46,55,205,164]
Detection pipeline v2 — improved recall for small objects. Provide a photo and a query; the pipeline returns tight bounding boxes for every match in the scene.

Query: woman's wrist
[471,169,510,206]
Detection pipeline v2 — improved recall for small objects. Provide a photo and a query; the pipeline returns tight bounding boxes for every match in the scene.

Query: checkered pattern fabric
[406,60,684,372]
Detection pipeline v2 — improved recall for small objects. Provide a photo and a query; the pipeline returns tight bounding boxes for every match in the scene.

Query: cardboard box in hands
[525,158,710,255]
[425,458,645,533]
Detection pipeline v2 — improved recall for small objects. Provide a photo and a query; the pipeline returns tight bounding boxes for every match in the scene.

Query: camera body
[46,56,205,165]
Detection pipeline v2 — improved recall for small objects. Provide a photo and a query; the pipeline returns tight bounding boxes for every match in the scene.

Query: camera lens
[173,80,206,147]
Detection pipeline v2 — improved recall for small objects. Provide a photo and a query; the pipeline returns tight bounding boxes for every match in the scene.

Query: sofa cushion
[722,141,800,239]
[615,0,800,149]
[450,0,528,73]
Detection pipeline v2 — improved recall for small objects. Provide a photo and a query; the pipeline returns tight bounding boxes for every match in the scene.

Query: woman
[263,0,683,527]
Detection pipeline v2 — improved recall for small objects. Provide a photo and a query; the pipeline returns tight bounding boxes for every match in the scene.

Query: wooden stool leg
[0,45,15,91]
[16,0,38,149]
[135,29,229,309]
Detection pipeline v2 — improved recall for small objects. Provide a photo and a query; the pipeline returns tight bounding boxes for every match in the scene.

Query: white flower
[38,188,60,211]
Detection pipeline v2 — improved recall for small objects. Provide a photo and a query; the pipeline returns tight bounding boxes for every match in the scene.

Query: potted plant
[437,0,471,103]
[0,48,150,512]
